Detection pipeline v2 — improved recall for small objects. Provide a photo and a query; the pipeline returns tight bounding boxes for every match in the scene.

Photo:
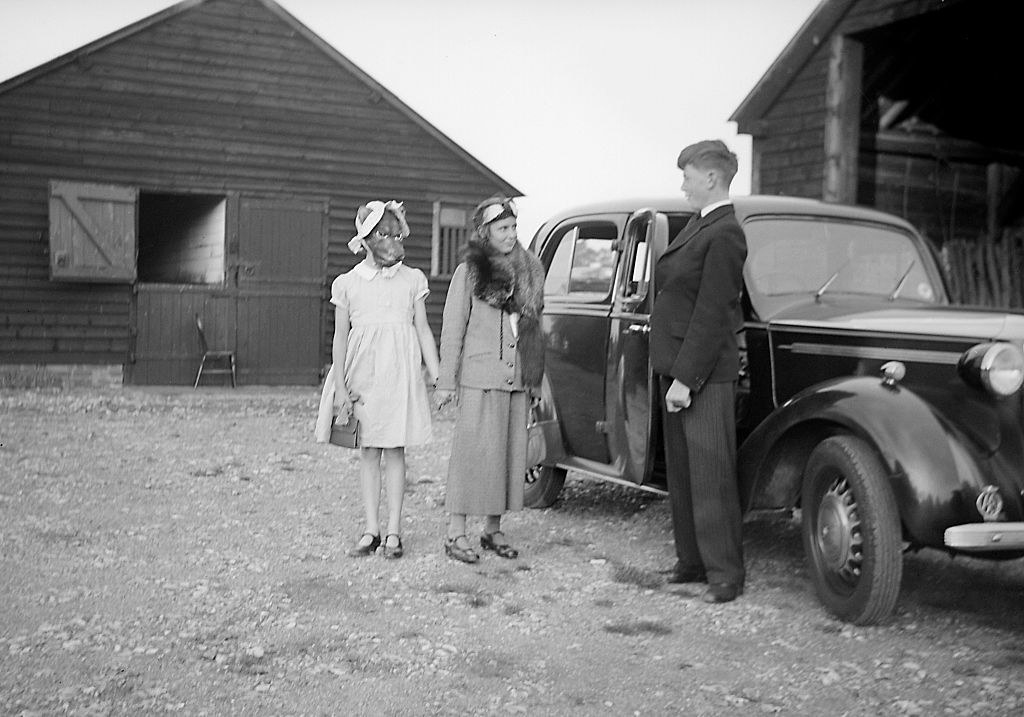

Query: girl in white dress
[332,200,439,559]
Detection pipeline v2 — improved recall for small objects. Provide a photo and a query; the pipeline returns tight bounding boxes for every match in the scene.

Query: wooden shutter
[49,180,137,282]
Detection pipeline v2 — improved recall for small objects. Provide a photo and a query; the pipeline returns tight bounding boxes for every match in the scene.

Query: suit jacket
[438,262,526,392]
[649,204,747,392]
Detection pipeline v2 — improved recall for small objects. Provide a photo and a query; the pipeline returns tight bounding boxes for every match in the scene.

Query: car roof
[534,194,919,234]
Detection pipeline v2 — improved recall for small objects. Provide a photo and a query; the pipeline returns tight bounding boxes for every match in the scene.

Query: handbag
[330,413,360,448]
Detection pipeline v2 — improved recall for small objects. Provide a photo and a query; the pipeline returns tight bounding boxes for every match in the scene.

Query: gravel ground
[1,387,1024,716]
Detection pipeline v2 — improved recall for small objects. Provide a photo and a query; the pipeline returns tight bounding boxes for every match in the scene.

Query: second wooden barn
[731,0,1024,307]
[0,0,518,386]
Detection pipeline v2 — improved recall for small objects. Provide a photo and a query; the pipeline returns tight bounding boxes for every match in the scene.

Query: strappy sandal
[347,532,380,558]
[383,534,404,560]
[480,531,519,559]
[444,535,479,564]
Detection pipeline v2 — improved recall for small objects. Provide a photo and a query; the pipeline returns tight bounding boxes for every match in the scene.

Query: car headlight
[958,342,1024,397]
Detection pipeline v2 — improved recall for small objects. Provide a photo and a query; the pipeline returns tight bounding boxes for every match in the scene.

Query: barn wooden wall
[0,0,511,374]
[863,136,989,248]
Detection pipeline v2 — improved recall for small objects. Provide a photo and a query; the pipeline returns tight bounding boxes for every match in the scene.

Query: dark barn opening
[138,192,227,285]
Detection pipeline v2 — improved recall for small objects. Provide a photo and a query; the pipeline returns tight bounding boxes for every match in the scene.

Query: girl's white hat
[348,200,410,253]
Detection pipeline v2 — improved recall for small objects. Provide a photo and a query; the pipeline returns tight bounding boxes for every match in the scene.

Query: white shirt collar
[700,198,733,217]
[353,258,402,280]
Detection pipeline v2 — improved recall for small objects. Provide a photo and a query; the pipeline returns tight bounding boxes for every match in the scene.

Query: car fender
[738,375,989,546]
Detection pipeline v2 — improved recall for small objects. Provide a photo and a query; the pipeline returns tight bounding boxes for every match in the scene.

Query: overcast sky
[0,0,821,240]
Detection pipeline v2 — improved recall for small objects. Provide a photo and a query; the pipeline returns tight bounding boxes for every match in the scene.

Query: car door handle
[625,324,650,335]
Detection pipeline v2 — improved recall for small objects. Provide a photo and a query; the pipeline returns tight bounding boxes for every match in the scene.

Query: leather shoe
[700,583,743,603]
[382,534,404,559]
[480,531,519,559]
[666,565,707,584]
[444,535,480,564]
[347,532,380,558]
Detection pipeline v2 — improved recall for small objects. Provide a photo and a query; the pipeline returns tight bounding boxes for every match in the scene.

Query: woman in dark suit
[649,140,748,603]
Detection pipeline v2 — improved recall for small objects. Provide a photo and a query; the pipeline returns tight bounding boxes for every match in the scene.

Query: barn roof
[0,0,520,196]
[730,0,854,126]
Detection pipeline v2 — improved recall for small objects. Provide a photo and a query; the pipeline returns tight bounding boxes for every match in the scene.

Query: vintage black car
[524,195,1024,624]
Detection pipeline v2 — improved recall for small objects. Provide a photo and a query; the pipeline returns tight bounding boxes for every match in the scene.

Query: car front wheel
[801,435,903,625]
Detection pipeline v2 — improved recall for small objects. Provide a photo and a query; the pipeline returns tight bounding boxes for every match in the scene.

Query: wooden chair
[193,313,236,388]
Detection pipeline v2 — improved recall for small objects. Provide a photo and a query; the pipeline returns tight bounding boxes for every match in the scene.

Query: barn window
[431,201,471,277]
[137,192,227,284]
[48,180,138,282]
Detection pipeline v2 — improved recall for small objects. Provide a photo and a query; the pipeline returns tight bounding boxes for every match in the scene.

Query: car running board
[553,456,668,496]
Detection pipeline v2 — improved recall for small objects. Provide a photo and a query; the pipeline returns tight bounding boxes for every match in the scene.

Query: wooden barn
[0,0,518,387]
[731,0,1024,307]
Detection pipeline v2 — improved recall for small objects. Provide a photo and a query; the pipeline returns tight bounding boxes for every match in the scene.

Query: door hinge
[595,421,610,434]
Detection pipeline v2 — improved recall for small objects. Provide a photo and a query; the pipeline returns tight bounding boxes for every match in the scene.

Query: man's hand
[665,379,692,412]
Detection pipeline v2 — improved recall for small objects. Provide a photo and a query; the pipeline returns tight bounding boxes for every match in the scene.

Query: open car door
[606,209,670,484]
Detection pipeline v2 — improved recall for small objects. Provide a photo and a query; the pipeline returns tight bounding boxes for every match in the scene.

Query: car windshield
[743,217,941,308]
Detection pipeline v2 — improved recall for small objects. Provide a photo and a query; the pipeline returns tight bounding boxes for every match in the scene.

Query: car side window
[543,221,618,302]
[623,240,649,299]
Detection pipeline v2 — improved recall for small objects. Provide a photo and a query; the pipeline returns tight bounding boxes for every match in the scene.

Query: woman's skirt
[445,388,527,515]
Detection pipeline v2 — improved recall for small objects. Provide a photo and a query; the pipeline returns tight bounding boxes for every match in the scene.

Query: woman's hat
[349,200,410,253]
[473,195,518,231]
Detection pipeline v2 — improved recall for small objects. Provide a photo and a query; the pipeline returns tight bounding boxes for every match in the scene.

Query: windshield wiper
[814,260,850,302]
[887,259,916,301]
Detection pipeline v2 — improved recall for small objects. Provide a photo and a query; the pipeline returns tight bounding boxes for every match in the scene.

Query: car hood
[768,300,1024,342]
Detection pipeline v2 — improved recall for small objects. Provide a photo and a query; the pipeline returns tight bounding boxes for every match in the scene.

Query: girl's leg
[356,447,383,544]
[382,447,406,545]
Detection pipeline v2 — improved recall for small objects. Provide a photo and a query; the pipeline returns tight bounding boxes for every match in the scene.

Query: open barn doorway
[137,192,227,285]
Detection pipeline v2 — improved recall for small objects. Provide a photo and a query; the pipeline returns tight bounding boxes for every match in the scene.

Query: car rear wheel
[801,435,903,625]
[524,464,566,509]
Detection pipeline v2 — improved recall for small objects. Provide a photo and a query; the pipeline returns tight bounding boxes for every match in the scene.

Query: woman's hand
[434,389,456,411]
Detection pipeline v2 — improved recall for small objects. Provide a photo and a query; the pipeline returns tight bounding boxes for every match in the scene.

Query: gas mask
[363,231,405,267]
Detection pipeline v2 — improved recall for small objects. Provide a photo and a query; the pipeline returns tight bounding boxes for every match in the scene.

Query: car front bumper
[944,523,1024,551]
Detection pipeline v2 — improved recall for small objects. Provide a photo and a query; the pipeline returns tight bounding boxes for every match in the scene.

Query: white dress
[330,261,432,448]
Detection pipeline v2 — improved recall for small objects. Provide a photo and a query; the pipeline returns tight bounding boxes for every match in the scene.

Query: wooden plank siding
[0,0,516,380]
[744,49,831,198]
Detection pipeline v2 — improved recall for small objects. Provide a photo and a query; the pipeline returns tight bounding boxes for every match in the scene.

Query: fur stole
[464,242,546,387]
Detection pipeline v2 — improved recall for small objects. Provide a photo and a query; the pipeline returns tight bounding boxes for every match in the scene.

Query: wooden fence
[940,227,1024,308]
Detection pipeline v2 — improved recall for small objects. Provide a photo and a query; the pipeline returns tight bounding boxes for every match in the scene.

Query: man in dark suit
[650,139,748,603]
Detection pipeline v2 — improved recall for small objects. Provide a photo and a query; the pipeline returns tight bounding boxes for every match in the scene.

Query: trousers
[658,375,745,587]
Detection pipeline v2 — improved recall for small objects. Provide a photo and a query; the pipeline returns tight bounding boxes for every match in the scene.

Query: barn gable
[0,0,517,385]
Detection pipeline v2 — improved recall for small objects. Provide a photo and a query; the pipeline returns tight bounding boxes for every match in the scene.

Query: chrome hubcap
[815,477,862,584]
[525,465,541,486]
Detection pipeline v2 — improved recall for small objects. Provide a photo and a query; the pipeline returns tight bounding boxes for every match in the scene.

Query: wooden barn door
[131,284,234,385]
[129,196,325,386]
[236,198,326,385]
